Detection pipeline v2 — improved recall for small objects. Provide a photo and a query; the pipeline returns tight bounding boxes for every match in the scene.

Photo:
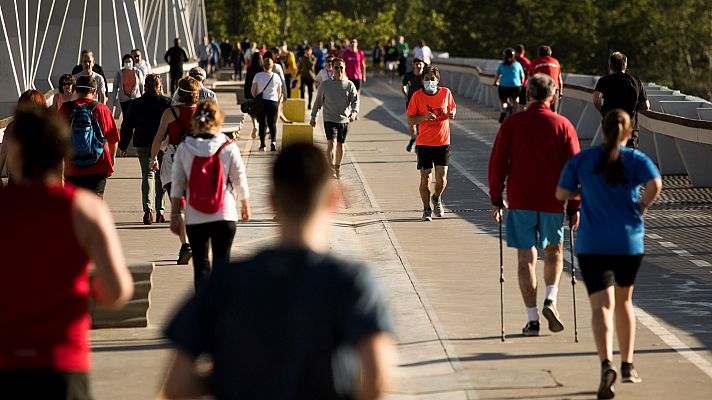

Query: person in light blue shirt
[494,48,525,122]
[556,109,661,399]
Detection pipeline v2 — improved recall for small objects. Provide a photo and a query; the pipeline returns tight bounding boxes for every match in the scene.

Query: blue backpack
[66,101,106,167]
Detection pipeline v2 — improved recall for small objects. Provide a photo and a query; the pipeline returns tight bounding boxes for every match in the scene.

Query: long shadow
[363,79,712,354]
[399,346,710,368]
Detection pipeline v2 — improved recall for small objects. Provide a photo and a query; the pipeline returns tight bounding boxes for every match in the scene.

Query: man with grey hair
[172,66,218,105]
[488,73,581,337]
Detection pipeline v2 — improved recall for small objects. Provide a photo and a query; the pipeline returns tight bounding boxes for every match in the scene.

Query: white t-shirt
[315,68,333,83]
[414,46,433,64]
[252,71,283,102]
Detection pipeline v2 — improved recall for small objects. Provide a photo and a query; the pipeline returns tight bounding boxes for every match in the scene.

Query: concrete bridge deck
[90,76,712,399]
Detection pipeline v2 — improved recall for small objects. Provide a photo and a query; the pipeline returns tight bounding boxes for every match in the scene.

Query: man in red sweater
[529,45,563,113]
[488,73,580,337]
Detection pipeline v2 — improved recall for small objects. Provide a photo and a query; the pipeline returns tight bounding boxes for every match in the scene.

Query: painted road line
[366,83,712,382]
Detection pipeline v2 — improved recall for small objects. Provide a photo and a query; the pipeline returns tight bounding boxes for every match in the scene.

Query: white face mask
[124,62,133,69]
[423,80,438,92]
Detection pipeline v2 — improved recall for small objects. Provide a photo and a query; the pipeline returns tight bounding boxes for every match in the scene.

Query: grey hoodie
[171,134,249,225]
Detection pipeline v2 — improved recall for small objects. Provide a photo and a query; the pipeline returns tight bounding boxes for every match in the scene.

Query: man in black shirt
[161,144,396,400]
[164,38,189,95]
[593,52,650,148]
[402,57,425,152]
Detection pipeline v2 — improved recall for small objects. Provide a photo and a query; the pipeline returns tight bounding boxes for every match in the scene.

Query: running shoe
[522,320,540,336]
[177,243,192,265]
[621,363,642,384]
[421,207,433,222]
[432,194,444,217]
[156,211,166,223]
[597,362,617,399]
[542,299,565,332]
[270,142,277,152]
[406,138,416,153]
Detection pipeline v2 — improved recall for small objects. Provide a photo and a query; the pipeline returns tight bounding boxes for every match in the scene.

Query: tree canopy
[205,0,711,100]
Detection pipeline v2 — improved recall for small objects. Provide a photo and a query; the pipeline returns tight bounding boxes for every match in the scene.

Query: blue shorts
[506,209,565,249]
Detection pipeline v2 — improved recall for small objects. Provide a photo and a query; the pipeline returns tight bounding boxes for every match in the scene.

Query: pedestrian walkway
[90,76,712,399]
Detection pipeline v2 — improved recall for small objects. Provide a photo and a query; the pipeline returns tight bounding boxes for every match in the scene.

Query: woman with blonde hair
[169,100,250,289]
[557,110,662,399]
[150,76,200,264]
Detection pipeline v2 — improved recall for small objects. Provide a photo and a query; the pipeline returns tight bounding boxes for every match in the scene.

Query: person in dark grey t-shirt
[593,52,650,148]
[160,144,396,400]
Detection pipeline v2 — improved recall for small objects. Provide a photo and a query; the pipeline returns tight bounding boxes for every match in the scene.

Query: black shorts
[577,254,644,295]
[0,370,92,399]
[416,145,450,170]
[498,86,521,103]
[349,78,361,90]
[324,121,349,143]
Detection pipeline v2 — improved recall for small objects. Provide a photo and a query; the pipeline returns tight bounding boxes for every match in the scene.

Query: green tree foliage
[204,0,710,99]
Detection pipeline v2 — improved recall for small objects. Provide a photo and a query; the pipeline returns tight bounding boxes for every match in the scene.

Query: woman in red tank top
[0,105,133,398]
[149,76,201,265]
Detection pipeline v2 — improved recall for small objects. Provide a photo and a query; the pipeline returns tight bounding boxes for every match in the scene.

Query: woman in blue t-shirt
[556,109,661,399]
[494,48,524,123]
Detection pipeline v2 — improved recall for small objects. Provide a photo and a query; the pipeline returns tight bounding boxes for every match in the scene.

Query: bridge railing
[0,62,197,178]
[435,56,712,187]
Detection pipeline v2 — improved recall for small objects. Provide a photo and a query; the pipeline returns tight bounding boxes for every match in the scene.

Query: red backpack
[188,140,233,213]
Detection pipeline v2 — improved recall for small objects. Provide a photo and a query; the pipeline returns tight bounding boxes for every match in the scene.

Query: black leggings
[185,220,236,290]
[258,100,279,147]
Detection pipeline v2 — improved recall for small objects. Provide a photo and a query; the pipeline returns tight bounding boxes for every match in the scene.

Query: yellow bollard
[290,76,301,99]
[283,98,306,122]
[282,123,313,148]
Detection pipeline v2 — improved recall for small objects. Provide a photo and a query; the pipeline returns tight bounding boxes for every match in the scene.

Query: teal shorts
[506,209,565,250]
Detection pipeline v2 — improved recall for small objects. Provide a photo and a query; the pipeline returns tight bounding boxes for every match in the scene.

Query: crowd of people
[0,31,662,400]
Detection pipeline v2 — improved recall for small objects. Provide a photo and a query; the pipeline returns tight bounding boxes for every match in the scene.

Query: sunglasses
[334,66,344,71]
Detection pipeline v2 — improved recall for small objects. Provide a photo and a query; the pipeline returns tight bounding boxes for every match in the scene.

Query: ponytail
[595,110,629,185]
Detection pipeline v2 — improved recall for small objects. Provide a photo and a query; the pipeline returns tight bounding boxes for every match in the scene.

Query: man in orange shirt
[406,66,456,221]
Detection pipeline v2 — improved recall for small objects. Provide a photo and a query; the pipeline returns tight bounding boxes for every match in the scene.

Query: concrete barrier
[284,98,307,122]
[435,58,712,187]
[282,123,313,148]
[89,262,154,329]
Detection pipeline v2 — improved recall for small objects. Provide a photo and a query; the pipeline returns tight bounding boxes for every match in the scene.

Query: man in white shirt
[413,39,433,65]
[172,67,218,105]
[131,49,152,77]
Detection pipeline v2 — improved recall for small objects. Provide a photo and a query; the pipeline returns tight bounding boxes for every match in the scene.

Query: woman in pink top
[0,104,133,398]
[52,74,76,111]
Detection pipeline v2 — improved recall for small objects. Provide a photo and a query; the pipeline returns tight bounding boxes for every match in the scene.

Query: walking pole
[499,211,505,342]
[569,221,579,343]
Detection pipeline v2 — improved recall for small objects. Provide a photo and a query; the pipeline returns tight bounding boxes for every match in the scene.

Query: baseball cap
[413,57,425,64]
[189,66,207,81]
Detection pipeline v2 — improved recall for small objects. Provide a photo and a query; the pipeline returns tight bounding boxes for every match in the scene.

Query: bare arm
[592,91,603,112]
[158,349,211,399]
[640,177,662,215]
[356,332,397,400]
[251,82,257,98]
[151,110,174,161]
[493,73,501,86]
[555,186,578,201]
[73,189,133,308]
[407,113,433,126]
